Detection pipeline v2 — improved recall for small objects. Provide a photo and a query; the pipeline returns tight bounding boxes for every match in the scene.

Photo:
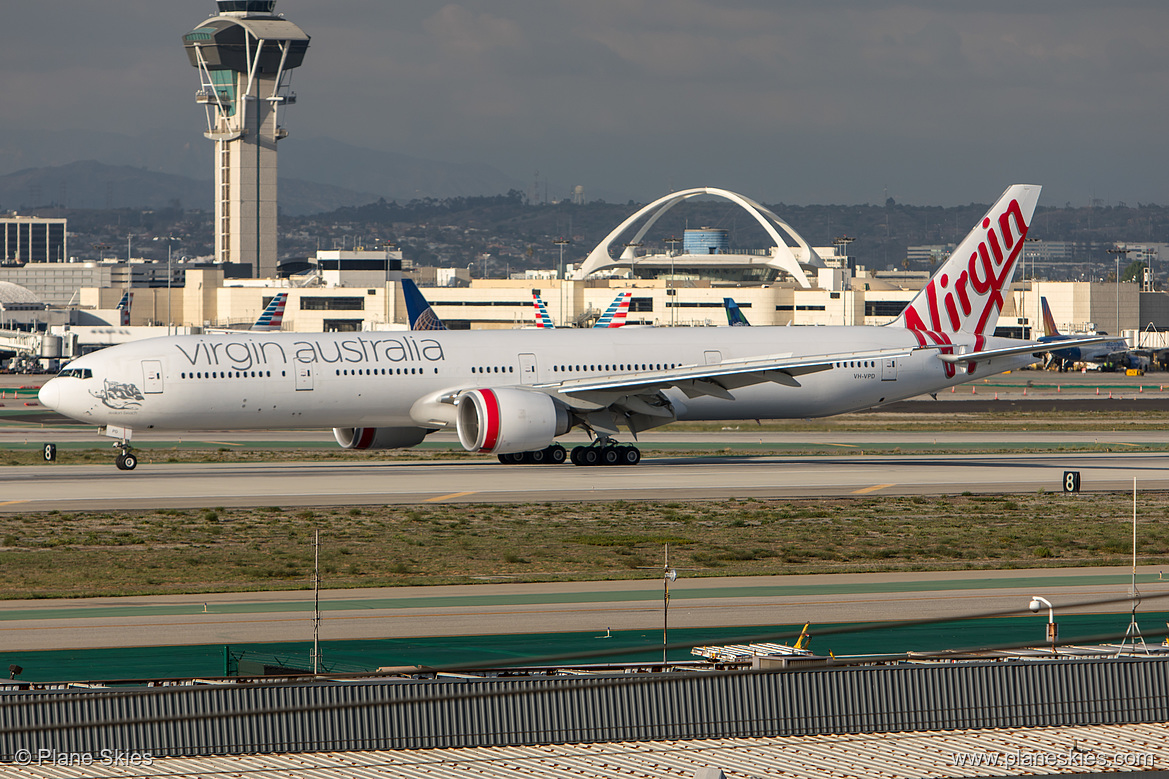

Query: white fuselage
[40,325,1033,434]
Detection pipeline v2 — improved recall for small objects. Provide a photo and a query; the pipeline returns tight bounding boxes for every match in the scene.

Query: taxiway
[7,449,1169,512]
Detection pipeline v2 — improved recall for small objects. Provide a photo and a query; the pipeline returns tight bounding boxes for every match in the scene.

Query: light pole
[1028,596,1057,654]
[1022,237,1041,339]
[554,238,570,327]
[833,236,855,325]
[663,544,677,666]
[665,237,680,327]
[624,242,642,280]
[164,238,180,335]
[1108,246,1131,337]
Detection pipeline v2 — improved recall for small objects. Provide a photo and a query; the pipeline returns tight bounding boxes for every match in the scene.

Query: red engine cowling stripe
[478,389,501,452]
[356,428,376,449]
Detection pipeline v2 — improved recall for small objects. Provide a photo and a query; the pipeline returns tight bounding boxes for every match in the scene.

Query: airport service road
[0,566,1162,651]
[7,451,1169,512]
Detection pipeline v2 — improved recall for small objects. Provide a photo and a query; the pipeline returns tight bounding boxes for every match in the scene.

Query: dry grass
[2,493,1167,599]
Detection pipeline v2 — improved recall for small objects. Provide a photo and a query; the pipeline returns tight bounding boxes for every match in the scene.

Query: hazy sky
[4,1,1168,206]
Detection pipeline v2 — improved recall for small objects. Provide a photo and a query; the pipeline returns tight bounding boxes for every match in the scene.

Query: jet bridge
[0,329,79,371]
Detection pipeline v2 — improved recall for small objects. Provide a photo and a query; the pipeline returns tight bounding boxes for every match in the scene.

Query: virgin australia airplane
[39,184,1100,471]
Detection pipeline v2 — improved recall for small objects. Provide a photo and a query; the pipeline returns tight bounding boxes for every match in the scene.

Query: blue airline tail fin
[723,297,751,326]
[402,278,448,331]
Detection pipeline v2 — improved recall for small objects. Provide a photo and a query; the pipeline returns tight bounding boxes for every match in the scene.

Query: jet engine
[456,388,570,454]
[333,427,430,450]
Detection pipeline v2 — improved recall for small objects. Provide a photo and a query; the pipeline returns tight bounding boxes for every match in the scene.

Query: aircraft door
[295,362,314,391]
[881,357,898,381]
[142,360,163,394]
[518,353,538,384]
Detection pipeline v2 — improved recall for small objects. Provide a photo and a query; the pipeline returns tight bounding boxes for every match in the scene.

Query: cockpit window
[56,368,92,379]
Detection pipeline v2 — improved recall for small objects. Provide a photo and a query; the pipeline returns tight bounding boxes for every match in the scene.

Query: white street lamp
[1028,595,1057,653]
[663,544,677,666]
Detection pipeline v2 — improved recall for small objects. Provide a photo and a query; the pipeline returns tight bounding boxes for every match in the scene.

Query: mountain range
[0,129,524,215]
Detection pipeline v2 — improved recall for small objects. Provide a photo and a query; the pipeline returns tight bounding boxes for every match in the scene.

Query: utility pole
[662,544,677,666]
[554,238,570,327]
[312,529,321,674]
[1108,246,1131,336]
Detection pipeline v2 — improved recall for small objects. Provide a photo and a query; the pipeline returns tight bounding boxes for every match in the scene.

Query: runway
[7,449,1169,512]
[0,566,1163,652]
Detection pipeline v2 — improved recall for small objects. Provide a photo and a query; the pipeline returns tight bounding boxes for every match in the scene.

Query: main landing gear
[114,440,138,471]
[497,444,567,465]
[496,441,643,466]
[570,442,640,467]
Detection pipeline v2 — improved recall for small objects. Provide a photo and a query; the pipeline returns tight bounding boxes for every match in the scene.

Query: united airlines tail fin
[402,278,448,331]
[892,184,1041,336]
[723,297,751,327]
[1039,297,1060,338]
[532,292,556,329]
[116,292,132,326]
[251,292,288,331]
[594,291,632,328]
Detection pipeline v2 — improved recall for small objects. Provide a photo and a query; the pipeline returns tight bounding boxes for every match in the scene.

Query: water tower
[182,1,309,278]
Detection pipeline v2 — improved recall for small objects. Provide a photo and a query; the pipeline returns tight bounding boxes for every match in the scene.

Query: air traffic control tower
[182,1,309,278]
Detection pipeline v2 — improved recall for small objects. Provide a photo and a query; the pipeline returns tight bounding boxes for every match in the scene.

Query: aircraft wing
[933,335,1116,365]
[537,346,916,410]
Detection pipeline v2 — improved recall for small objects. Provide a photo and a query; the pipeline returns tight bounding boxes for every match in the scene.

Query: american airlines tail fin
[594,291,632,328]
[723,297,751,327]
[402,278,448,331]
[892,184,1041,336]
[116,292,132,326]
[532,292,556,328]
[1039,297,1060,338]
[251,292,288,331]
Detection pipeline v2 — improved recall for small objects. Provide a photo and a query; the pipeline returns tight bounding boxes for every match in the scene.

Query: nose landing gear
[114,441,137,471]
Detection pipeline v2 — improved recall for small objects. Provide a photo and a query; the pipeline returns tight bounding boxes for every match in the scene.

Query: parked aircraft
[723,298,751,327]
[532,292,556,329]
[116,292,132,327]
[251,292,288,332]
[1037,297,1132,370]
[594,291,632,328]
[402,278,449,331]
[40,185,1105,470]
[533,291,633,329]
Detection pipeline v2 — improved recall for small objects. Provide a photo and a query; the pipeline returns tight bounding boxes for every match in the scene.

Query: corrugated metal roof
[6,723,1168,778]
[5,659,1169,764]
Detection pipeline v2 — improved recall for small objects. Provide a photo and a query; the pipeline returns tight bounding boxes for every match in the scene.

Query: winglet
[892,184,1041,335]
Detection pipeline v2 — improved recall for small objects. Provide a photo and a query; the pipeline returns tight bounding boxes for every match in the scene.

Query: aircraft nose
[38,379,60,410]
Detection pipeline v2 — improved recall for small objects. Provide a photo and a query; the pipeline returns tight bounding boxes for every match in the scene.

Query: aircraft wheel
[122,453,137,470]
[621,447,641,466]
[548,445,567,464]
[581,447,600,466]
[570,447,584,465]
[529,448,546,464]
[115,454,127,470]
[497,453,512,464]
[602,446,621,466]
